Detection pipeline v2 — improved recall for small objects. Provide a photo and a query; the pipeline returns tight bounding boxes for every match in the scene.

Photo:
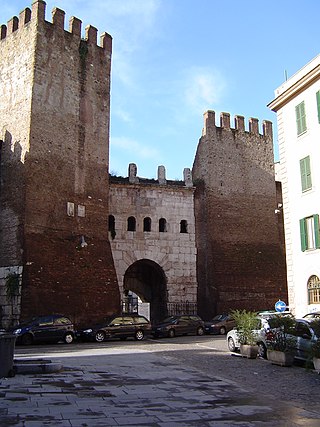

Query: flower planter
[240,344,258,359]
[267,349,294,367]
[313,357,320,374]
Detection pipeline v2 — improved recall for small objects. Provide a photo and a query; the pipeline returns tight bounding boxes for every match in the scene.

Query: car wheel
[219,326,226,335]
[64,333,74,344]
[135,330,144,341]
[197,326,204,336]
[228,337,236,352]
[258,342,267,359]
[21,333,33,346]
[168,329,175,338]
[95,331,106,343]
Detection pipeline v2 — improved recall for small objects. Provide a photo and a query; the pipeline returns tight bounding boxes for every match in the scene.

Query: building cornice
[268,63,320,112]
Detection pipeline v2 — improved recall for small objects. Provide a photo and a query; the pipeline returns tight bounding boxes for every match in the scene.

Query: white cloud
[184,67,226,114]
[112,106,133,124]
[111,136,161,160]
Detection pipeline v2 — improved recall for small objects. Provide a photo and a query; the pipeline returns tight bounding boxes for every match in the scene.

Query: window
[180,220,188,233]
[110,317,123,326]
[38,316,53,326]
[295,101,307,135]
[108,215,115,232]
[308,275,320,304]
[127,216,136,231]
[54,317,72,325]
[300,215,320,251]
[295,322,312,338]
[159,218,167,232]
[143,217,151,232]
[300,156,312,192]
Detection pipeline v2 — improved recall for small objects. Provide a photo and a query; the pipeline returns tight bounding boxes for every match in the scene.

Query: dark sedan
[76,314,152,343]
[10,314,75,345]
[152,315,205,338]
[204,314,236,335]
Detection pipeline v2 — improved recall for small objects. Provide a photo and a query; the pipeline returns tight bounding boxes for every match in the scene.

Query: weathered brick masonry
[0,2,288,328]
[0,1,119,327]
[193,111,287,319]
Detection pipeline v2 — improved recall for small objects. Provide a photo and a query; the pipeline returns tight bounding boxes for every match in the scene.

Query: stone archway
[124,259,167,324]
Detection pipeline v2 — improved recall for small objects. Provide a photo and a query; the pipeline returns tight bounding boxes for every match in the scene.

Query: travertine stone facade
[109,165,197,323]
[193,111,287,319]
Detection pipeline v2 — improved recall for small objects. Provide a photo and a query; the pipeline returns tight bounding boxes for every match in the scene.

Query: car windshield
[18,317,41,327]
[162,316,178,323]
[212,314,226,321]
[304,313,320,320]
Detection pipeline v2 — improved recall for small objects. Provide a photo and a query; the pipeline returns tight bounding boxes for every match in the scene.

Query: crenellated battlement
[0,1,112,52]
[110,164,194,188]
[202,110,272,139]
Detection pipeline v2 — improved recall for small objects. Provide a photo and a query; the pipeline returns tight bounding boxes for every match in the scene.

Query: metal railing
[167,302,197,316]
[121,296,138,314]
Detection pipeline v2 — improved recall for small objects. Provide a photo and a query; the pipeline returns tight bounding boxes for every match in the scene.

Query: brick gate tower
[193,111,288,319]
[0,1,120,327]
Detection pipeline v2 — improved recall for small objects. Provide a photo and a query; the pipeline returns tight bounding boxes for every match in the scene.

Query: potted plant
[231,309,260,359]
[265,315,296,366]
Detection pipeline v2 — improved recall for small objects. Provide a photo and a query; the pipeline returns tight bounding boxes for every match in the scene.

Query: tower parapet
[0,1,112,53]
[112,164,194,188]
[202,110,273,139]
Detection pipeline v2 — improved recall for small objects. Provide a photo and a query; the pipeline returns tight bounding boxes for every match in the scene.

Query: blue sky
[2,1,320,179]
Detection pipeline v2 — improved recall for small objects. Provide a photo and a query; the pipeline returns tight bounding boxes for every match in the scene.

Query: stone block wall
[109,165,197,322]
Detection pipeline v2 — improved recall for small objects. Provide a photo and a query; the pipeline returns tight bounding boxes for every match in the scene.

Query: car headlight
[13,329,22,335]
[83,329,93,333]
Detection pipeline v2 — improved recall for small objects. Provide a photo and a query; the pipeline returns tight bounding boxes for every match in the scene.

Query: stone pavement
[0,346,319,427]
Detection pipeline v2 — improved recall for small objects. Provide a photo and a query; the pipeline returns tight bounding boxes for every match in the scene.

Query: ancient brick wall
[0,2,119,328]
[0,7,35,268]
[193,111,288,319]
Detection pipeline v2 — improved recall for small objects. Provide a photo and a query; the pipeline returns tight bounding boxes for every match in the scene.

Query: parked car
[10,314,75,345]
[303,311,320,320]
[226,311,293,358]
[76,314,152,342]
[283,318,320,362]
[204,314,236,335]
[152,315,205,338]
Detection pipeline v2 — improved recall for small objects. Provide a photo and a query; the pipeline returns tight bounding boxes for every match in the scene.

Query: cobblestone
[0,338,319,426]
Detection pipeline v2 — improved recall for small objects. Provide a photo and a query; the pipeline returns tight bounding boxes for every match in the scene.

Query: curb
[13,359,63,375]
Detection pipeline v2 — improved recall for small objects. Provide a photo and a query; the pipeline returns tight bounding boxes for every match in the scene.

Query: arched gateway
[124,259,167,325]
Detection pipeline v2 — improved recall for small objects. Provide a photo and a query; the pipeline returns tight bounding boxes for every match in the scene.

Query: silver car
[227,316,320,363]
[226,318,269,358]
[290,318,320,362]
[226,311,292,358]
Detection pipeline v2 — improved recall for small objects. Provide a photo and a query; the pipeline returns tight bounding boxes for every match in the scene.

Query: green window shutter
[300,156,312,191]
[296,101,307,135]
[300,218,307,252]
[306,156,312,189]
[314,214,320,249]
[316,91,320,123]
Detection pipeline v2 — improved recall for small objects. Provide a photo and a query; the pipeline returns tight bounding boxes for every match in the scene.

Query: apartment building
[269,54,320,317]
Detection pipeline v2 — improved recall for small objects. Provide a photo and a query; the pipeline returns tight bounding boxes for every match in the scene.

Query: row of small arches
[108,215,188,234]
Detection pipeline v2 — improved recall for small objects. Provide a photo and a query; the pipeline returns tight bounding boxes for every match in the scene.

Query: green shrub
[230,309,260,345]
